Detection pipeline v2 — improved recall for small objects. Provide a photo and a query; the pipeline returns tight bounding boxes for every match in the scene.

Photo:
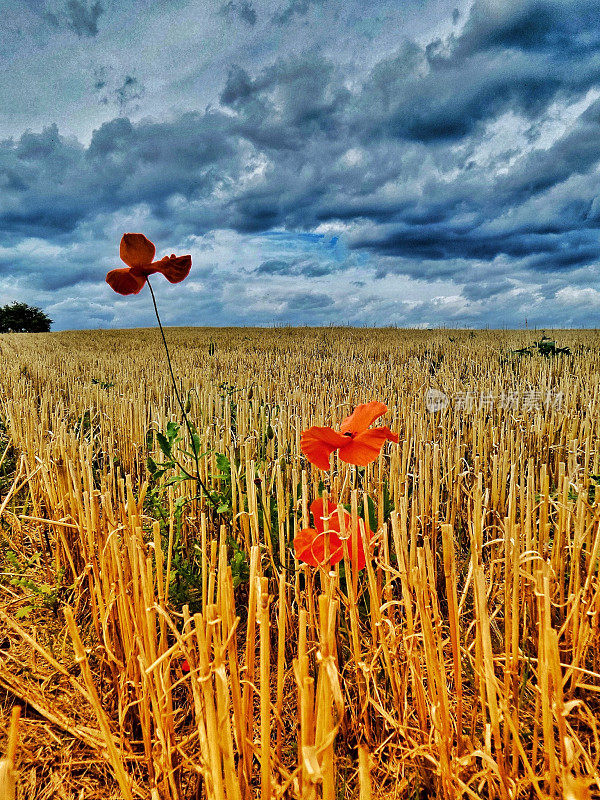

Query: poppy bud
[185,397,192,414]
[248,387,254,400]
[267,424,274,440]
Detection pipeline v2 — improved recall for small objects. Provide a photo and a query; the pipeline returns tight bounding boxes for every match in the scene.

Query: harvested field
[0,326,599,799]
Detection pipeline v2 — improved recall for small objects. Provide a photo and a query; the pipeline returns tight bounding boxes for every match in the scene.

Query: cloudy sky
[2,0,600,329]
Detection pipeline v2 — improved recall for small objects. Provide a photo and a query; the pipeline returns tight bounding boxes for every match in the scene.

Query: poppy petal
[338,426,398,467]
[120,233,156,268]
[298,499,372,570]
[106,267,146,295]
[300,426,347,470]
[310,498,369,567]
[294,527,343,567]
[340,401,389,436]
[294,527,322,567]
[155,254,192,284]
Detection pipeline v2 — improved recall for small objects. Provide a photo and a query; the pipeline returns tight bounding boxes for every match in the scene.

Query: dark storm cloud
[286,291,334,310]
[338,0,600,147]
[354,225,600,276]
[448,0,600,59]
[4,26,600,260]
[0,113,241,235]
[220,55,349,149]
[4,35,600,280]
[256,259,291,274]
[461,278,514,301]
[45,0,104,36]
[4,0,600,329]
[359,25,600,144]
[255,258,332,277]
[299,261,331,277]
[0,238,102,291]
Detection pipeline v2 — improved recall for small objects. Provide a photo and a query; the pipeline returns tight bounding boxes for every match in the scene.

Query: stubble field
[0,326,599,799]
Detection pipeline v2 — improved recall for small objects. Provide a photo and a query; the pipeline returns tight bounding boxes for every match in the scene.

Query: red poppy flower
[300,401,399,470]
[181,658,190,674]
[106,233,192,295]
[294,498,372,570]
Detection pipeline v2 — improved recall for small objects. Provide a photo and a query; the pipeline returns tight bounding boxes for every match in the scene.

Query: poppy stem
[146,277,218,509]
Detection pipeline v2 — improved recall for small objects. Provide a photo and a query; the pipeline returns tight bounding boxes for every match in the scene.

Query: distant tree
[0,302,52,333]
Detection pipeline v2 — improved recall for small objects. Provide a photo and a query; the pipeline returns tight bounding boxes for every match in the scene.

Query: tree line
[0,302,52,333]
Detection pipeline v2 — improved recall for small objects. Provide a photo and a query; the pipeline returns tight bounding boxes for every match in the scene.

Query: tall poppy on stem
[301,401,399,470]
[106,233,218,509]
[294,498,372,571]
